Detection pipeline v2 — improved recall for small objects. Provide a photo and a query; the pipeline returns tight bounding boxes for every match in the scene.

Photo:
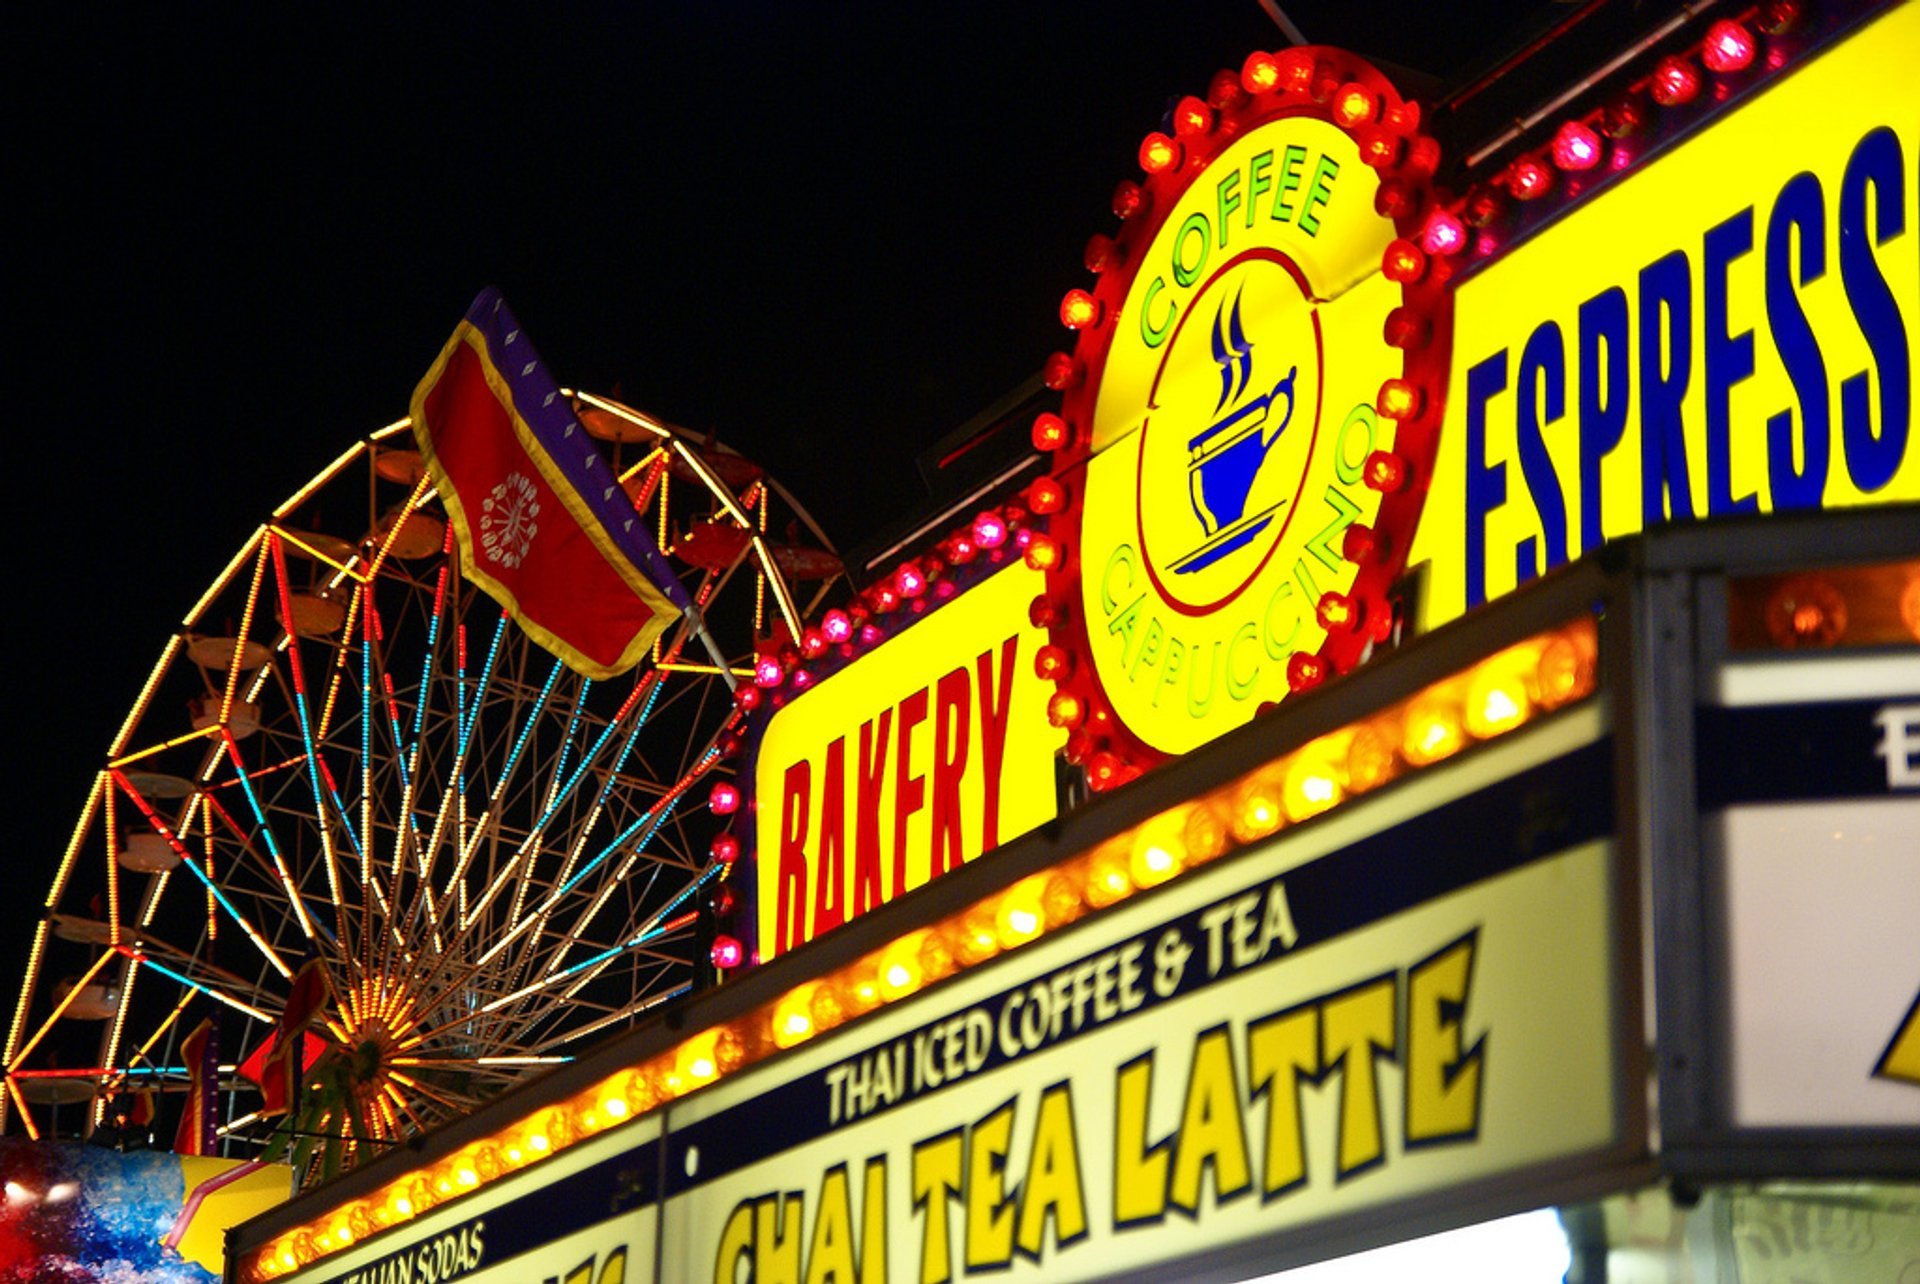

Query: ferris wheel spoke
[7,949,119,1072]
[461,678,655,962]
[525,978,689,1055]
[112,771,295,982]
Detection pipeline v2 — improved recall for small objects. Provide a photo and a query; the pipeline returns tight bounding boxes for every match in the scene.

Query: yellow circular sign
[1072,113,1409,757]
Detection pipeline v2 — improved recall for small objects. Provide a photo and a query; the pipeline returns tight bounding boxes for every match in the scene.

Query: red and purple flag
[253,956,330,1117]
[410,289,689,678]
[173,1017,218,1157]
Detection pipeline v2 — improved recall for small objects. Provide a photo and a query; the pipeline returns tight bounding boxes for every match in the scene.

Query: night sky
[9,2,1554,1011]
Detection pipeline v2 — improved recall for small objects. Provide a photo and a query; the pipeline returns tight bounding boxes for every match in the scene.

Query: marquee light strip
[240,614,1597,1282]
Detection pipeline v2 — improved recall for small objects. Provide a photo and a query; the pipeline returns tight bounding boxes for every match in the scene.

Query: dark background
[7,2,1563,1004]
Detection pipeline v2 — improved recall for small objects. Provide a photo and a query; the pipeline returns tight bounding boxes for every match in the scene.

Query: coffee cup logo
[1178,291,1297,574]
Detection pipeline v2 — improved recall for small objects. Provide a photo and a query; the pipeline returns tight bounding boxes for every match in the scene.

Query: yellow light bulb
[1402,693,1465,766]
[772,985,818,1048]
[1230,781,1283,842]
[1084,844,1132,908]
[678,1031,720,1083]
[878,933,927,999]
[1282,737,1348,822]
[992,876,1048,949]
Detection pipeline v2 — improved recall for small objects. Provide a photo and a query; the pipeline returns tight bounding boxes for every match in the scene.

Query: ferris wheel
[1,393,838,1174]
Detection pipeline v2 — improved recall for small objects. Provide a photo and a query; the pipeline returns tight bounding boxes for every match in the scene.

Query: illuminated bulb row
[1464,6,1797,255]
[711,481,1076,964]
[241,617,1600,1284]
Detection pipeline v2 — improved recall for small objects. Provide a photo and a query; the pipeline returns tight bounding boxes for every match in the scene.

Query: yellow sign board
[1410,2,1920,627]
[1076,114,1403,757]
[668,705,1628,1281]
[754,564,1065,959]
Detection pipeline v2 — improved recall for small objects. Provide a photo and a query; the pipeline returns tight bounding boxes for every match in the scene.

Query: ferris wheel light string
[219,732,321,941]
[118,954,271,1023]
[557,856,715,1001]
[568,390,671,439]
[109,635,186,758]
[272,535,354,927]
[436,656,568,915]
[272,437,374,521]
[313,585,368,743]
[417,613,509,891]
[216,1109,265,1138]
[114,775,292,980]
[178,527,265,640]
[2,922,54,1085]
[108,727,222,771]
[7,949,118,1072]
[217,541,272,727]
[129,992,195,1069]
[198,788,318,941]
[468,672,659,947]
[542,675,594,812]
[547,673,668,896]
[4,1078,39,1140]
[95,962,140,1125]
[267,525,369,584]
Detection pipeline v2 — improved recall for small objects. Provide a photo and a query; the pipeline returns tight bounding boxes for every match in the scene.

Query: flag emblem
[479,471,541,569]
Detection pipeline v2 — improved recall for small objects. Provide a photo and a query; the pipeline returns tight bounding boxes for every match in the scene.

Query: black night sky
[9,1,1560,1019]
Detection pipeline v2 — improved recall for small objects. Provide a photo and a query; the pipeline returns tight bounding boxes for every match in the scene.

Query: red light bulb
[1359,128,1404,170]
[1551,120,1602,171]
[1342,523,1378,564]
[1034,644,1072,681]
[820,609,852,644]
[1059,289,1100,330]
[1759,0,1803,34]
[1082,233,1117,274]
[1420,209,1466,255]
[752,654,784,688]
[1316,591,1360,631]
[1027,477,1067,514]
[1702,20,1755,72]
[1332,82,1376,127]
[894,562,926,598]
[1023,534,1063,572]
[1277,50,1317,97]
[1652,56,1701,106]
[708,781,741,815]
[1138,132,1181,174]
[1465,187,1506,227]
[1383,307,1428,351]
[1286,652,1327,693]
[710,935,744,971]
[1111,180,1145,220]
[1042,351,1080,391]
[1086,751,1123,792]
[972,511,1009,549]
[1207,68,1247,110]
[1363,450,1407,493]
[1381,239,1427,283]
[1241,50,1281,95]
[1172,95,1213,137]
[710,833,740,863]
[1376,378,1422,420]
[1030,412,1070,452]
[799,628,827,659]
[1046,689,1084,729]
[1028,595,1058,629]
[1509,155,1555,200]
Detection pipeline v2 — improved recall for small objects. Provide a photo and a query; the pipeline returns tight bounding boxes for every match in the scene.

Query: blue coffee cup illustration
[1172,292,1298,575]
